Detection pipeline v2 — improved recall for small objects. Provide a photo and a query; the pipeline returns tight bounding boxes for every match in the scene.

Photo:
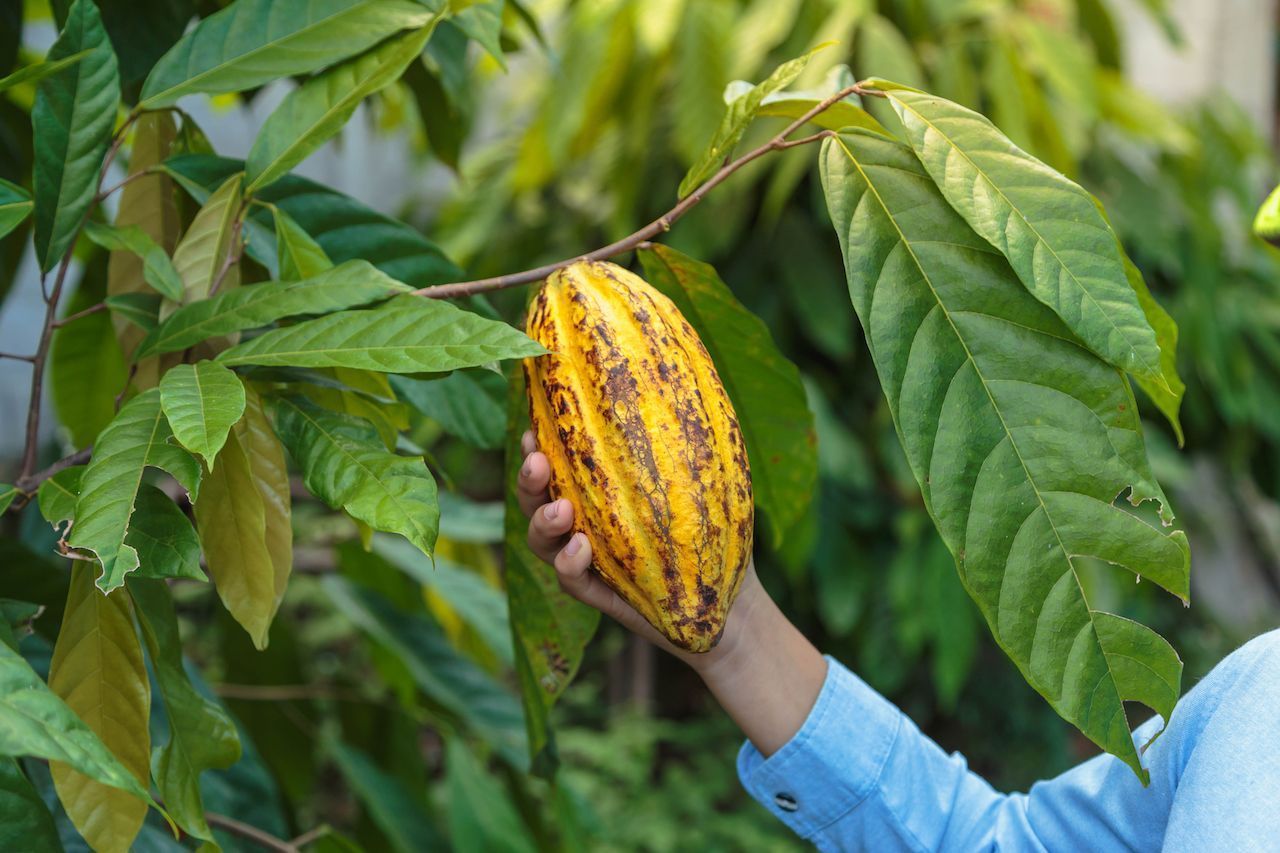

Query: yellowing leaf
[171,172,243,310]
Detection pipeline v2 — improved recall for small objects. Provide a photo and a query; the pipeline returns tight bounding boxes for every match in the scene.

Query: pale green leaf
[130,578,241,842]
[104,293,163,332]
[159,361,248,468]
[32,1,119,271]
[216,294,545,371]
[274,396,438,557]
[139,260,409,358]
[139,0,437,108]
[444,739,535,853]
[0,485,15,516]
[0,48,91,93]
[327,742,445,853]
[0,757,60,853]
[1253,180,1280,244]
[678,47,819,197]
[390,369,506,449]
[0,178,32,240]
[720,65,887,135]
[246,24,438,193]
[67,388,203,593]
[820,129,1188,781]
[83,220,184,301]
[48,564,150,853]
[171,172,243,307]
[272,204,332,280]
[640,244,817,548]
[1121,248,1184,445]
[873,83,1165,385]
[437,492,503,544]
[452,0,505,69]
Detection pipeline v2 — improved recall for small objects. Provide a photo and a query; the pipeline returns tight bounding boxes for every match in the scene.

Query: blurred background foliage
[3,0,1279,849]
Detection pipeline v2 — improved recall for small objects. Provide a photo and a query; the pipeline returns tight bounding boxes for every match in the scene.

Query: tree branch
[14,446,92,494]
[52,300,106,328]
[411,84,871,299]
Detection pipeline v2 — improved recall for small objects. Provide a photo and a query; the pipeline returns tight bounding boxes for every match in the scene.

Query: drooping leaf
[444,738,535,853]
[48,564,150,853]
[49,276,129,448]
[322,576,527,766]
[171,172,243,307]
[0,757,60,853]
[127,483,206,582]
[195,386,292,649]
[138,260,408,358]
[216,294,545,371]
[328,741,445,853]
[158,361,247,468]
[678,47,818,197]
[820,129,1189,781]
[0,178,32,239]
[138,0,437,108]
[0,642,153,809]
[67,387,202,593]
[640,244,817,547]
[390,369,506,449]
[245,24,438,193]
[163,154,462,286]
[104,292,162,332]
[83,220,184,300]
[32,0,119,271]
[274,396,438,558]
[272,204,332,280]
[129,577,241,841]
[871,82,1165,386]
[0,49,91,93]
[452,0,505,69]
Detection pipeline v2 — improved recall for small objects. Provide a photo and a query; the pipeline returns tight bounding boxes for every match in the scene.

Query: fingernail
[521,460,532,478]
[565,533,583,556]
[545,500,559,520]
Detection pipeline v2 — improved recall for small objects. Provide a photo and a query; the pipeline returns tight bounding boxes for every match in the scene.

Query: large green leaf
[49,276,129,448]
[820,129,1189,781]
[274,396,438,557]
[171,172,243,306]
[0,178,32,239]
[158,360,247,468]
[322,576,528,767]
[444,739,535,853]
[48,563,151,853]
[872,83,1165,386]
[640,244,817,547]
[138,0,436,108]
[83,220,184,300]
[390,369,507,449]
[328,741,445,853]
[130,578,241,841]
[678,48,816,198]
[138,260,409,358]
[216,294,544,371]
[0,757,60,853]
[67,387,203,593]
[0,642,153,810]
[32,0,119,271]
[246,24,438,192]
[164,154,462,287]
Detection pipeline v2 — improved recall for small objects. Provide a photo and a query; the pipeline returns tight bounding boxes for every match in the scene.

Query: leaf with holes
[159,361,247,468]
[820,129,1189,782]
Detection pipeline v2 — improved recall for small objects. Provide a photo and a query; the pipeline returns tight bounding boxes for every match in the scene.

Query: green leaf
[272,204,332,280]
[127,484,206,582]
[139,260,408,358]
[38,466,84,527]
[328,741,445,853]
[159,361,247,468]
[820,129,1189,782]
[856,16,925,89]
[1253,180,1280,244]
[32,0,119,272]
[83,220,184,300]
[216,294,544,371]
[437,492,503,543]
[67,387,202,593]
[0,485,15,516]
[171,172,243,306]
[164,154,463,287]
[49,278,129,448]
[195,386,292,650]
[444,738,535,853]
[246,24,438,193]
[872,83,1165,386]
[0,757,60,853]
[0,642,154,812]
[639,244,817,547]
[0,48,91,93]
[48,563,151,853]
[452,0,505,69]
[322,576,528,766]
[0,178,32,239]
[1121,250,1185,445]
[104,292,162,332]
[678,47,818,198]
[720,65,887,135]
[139,0,437,108]
[130,578,241,841]
[274,396,438,557]
[390,369,506,449]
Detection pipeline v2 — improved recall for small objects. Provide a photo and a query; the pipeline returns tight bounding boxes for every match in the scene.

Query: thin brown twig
[208,208,246,298]
[0,351,35,362]
[96,165,158,201]
[153,795,301,853]
[14,446,91,494]
[52,300,107,328]
[412,83,870,299]
[288,825,333,849]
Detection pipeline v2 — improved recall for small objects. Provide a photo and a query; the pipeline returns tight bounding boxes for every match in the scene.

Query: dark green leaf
[272,204,331,280]
[95,0,194,98]
[390,369,506,448]
[158,361,247,468]
[83,220,184,300]
[328,741,444,853]
[104,293,162,332]
[0,178,32,239]
[126,484,206,582]
[0,757,60,853]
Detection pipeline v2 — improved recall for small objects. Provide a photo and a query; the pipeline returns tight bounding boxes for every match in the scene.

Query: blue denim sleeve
[738,632,1280,852]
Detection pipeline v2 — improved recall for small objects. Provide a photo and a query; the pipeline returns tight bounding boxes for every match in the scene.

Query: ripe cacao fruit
[524,260,753,652]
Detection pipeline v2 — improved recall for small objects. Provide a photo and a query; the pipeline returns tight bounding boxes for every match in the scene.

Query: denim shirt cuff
[737,655,902,840]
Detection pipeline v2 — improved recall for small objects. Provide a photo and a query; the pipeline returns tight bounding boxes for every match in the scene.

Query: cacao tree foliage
[0,0,1275,849]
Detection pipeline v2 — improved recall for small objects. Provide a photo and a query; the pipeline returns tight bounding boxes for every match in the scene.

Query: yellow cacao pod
[524,260,753,653]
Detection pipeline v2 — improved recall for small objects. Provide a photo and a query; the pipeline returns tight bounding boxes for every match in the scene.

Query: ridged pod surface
[524,260,753,652]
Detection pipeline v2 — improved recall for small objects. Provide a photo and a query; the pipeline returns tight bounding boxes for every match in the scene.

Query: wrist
[686,567,772,683]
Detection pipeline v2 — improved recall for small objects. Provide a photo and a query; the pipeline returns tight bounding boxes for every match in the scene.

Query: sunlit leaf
[32,0,119,272]
[328,741,445,853]
[272,204,332,280]
[821,128,1189,781]
[67,387,202,593]
[720,65,886,135]
[390,369,506,449]
[216,294,545,371]
[452,0,505,69]
[159,360,247,468]
[0,178,32,239]
[139,0,437,108]
[0,757,60,852]
[83,220,184,300]
[48,564,150,853]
